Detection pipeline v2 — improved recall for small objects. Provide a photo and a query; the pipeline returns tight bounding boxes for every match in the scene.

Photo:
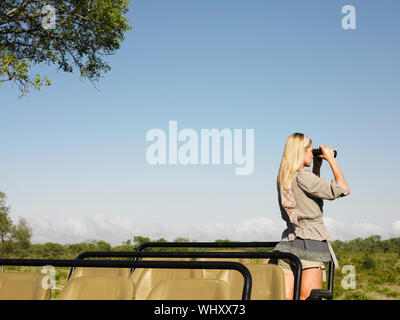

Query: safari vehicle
[0,241,334,300]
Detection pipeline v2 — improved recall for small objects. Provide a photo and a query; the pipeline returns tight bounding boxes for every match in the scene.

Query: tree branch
[5,0,39,18]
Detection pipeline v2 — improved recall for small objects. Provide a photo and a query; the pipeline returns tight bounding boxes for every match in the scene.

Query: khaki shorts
[278,258,326,274]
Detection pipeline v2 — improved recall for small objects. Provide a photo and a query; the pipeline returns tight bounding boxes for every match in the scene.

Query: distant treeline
[331,236,400,257]
[5,234,400,260]
[5,236,246,259]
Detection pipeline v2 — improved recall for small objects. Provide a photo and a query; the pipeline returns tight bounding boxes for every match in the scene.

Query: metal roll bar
[67,244,303,299]
[136,241,334,300]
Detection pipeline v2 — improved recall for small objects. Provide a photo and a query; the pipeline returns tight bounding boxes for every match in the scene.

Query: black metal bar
[66,250,302,300]
[0,258,252,300]
[136,241,279,251]
[327,261,334,300]
[73,251,292,260]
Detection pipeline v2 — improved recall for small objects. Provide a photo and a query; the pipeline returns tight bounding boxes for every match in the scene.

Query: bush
[361,255,376,270]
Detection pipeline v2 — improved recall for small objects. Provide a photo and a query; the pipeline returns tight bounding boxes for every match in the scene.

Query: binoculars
[312,148,337,158]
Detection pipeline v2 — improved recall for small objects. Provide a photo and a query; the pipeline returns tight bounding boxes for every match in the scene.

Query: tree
[0,193,13,258]
[173,237,190,242]
[133,236,151,248]
[38,242,65,259]
[0,0,131,96]
[13,217,32,249]
[0,191,33,258]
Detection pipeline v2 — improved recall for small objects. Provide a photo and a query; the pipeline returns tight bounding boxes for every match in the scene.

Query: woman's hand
[319,145,335,163]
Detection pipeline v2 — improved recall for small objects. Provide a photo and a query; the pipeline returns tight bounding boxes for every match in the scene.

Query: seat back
[69,267,131,280]
[57,276,135,300]
[131,257,193,282]
[146,278,231,300]
[216,263,286,300]
[195,250,251,279]
[246,264,285,300]
[131,257,202,300]
[195,257,242,279]
[0,272,51,300]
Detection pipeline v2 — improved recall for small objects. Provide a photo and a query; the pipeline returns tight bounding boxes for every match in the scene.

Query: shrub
[361,255,376,270]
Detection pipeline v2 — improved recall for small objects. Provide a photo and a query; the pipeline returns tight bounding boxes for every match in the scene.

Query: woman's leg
[280,258,324,300]
[284,267,323,300]
[300,267,323,300]
[284,272,294,300]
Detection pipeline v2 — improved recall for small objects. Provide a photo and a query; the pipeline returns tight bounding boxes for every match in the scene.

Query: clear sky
[1,0,400,245]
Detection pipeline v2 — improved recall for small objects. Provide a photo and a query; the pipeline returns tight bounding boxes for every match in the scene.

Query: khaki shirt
[277,167,349,268]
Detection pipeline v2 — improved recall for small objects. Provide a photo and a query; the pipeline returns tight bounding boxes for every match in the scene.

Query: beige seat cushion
[146,278,231,300]
[246,264,286,300]
[217,263,286,300]
[195,250,252,278]
[131,257,201,299]
[0,272,51,300]
[57,276,135,300]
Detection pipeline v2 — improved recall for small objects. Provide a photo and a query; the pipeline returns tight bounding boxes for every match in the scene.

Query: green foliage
[361,255,376,270]
[132,236,151,248]
[0,48,50,95]
[173,237,190,243]
[0,192,33,258]
[20,240,115,259]
[331,236,400,299]
[113,239,136,252]
[0,0,131,95]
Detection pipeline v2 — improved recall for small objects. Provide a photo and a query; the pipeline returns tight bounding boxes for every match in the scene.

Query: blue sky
[1,0,400,244]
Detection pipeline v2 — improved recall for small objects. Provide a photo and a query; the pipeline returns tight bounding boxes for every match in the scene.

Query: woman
[274,133,350,300]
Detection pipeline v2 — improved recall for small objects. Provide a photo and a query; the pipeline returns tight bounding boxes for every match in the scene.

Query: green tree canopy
[0,0,131,95]
[0,191,32,258]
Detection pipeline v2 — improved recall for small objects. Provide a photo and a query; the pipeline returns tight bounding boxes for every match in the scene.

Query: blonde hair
[277,133,312,190]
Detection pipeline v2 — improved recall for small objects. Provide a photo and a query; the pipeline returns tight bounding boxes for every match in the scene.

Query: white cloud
[185,217,284,242]
[26,214,400,246]
[27,215,285,245]
[324,217,400,241]
[389,220,400,237]
[28,214,178,245]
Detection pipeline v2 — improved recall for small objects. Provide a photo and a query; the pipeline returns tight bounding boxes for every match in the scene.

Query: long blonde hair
[277,133,312,190]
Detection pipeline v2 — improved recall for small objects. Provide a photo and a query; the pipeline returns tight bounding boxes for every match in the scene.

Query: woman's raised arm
[320,145,350,195]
